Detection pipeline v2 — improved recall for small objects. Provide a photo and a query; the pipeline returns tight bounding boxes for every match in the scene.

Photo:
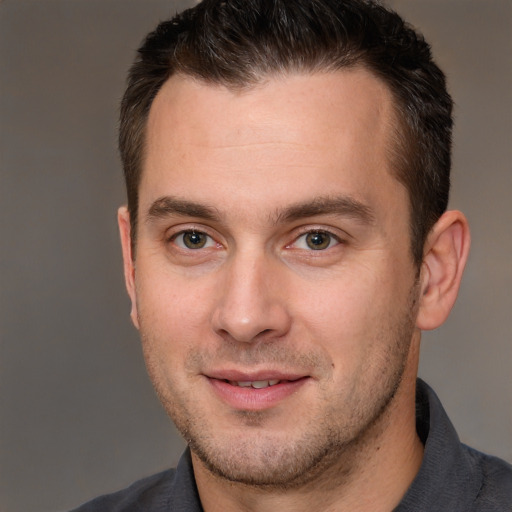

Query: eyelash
[290,230,342,251]
[168,229,218,250]
[167,227,344,253]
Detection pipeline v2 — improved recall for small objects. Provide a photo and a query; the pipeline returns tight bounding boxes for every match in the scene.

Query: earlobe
[416,210,471,331]
[118,206,140,329]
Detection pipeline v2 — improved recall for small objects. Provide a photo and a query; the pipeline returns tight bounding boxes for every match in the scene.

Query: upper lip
[204,369,308,382]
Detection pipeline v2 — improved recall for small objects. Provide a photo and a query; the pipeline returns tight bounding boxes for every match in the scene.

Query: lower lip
[207,378,309,411]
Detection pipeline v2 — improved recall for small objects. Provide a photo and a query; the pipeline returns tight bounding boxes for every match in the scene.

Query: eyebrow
[274,195,375,225]
[146,196,220,223]
[145,194,375,226]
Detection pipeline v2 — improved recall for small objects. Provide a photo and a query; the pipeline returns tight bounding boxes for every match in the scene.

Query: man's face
[122,70,422,486]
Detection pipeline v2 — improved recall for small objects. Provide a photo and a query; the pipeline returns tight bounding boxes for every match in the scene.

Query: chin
[190,434,345,488]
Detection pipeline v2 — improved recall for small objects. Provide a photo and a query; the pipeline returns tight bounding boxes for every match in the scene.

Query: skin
[119,69,470,512]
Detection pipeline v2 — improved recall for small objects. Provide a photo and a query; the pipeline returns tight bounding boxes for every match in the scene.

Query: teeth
[252,380,271,389]
[230,379,281,388]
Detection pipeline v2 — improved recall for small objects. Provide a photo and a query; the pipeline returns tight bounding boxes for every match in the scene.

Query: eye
[293,231,340,251]
[172,230,215,250]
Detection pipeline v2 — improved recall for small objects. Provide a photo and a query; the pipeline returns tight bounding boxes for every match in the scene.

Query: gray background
[0,1,510,511]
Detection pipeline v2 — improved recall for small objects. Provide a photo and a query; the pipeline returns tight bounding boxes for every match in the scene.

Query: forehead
[141,69,405,220]
[146,68,396,152]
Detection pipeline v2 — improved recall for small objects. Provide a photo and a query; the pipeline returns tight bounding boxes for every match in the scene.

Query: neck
[193,338,424,512]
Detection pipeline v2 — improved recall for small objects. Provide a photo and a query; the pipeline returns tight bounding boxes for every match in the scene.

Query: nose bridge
[212,246,291,343]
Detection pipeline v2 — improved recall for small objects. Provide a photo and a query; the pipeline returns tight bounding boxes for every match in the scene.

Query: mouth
[205,373,310,411]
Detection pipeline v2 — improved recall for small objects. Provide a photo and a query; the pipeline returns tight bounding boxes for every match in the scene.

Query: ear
[118,206,140,329]
[416,210,470,331]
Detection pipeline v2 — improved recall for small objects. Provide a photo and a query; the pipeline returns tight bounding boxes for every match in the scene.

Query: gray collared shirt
[72,379,512,511]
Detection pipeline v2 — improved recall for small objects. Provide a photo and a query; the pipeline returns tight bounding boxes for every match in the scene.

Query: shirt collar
[393,378,483,511]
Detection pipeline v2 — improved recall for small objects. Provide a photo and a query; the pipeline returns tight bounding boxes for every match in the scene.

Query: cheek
[137,261,214,326]
[293,264,410,356]
[134,270,216,379]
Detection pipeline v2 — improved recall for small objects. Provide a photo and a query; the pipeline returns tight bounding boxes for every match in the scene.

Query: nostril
[211,289,292,343]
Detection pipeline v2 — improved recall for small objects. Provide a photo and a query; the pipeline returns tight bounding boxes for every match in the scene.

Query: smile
[207,376,309,411]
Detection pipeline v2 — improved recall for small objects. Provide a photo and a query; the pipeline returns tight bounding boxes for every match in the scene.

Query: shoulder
[69,469,176,512]
[465,446,512,511]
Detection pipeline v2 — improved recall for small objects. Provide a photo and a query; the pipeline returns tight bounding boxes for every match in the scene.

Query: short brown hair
[120,0,453,264]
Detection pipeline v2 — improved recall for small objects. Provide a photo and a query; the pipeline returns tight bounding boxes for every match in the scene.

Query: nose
[211,252,292,344]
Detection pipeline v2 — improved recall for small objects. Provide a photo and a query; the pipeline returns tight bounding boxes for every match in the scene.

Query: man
[73,0,512,510]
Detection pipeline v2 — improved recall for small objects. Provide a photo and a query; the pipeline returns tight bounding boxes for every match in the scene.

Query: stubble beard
[141,282,420,490]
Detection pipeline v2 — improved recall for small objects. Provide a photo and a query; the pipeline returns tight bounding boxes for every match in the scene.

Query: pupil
[184,231,206,249]
[306,232,330,250]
